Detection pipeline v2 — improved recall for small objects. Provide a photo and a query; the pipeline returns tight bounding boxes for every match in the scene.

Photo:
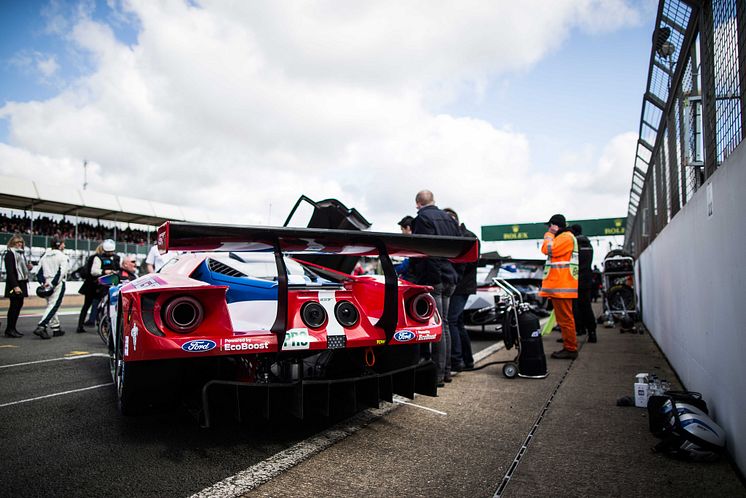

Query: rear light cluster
[299,293,437,330]
[162,296,204,334]
[300,300,361,329]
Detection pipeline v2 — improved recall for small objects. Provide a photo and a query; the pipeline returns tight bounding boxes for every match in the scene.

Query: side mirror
[98,274,120,286]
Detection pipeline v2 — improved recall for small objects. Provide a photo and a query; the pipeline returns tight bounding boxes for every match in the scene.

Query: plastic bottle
[634,373,650,407]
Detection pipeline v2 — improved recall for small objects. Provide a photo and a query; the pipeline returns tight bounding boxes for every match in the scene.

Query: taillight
[162,296,204,333]
[408,293,436,322]
[301,302,327,329]
[334,301,359,327]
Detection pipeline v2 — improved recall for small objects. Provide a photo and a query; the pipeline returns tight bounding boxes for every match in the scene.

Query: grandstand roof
[0,175,209,226]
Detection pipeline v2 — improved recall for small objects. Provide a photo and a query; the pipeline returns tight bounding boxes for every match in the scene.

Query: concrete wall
[637,142,746,474]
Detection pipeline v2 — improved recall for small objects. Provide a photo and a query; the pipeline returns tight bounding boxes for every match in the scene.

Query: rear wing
[158,222,477,262]
[157,221,478,344]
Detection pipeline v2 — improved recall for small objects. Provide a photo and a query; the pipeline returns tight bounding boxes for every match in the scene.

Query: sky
[0,0,657,260]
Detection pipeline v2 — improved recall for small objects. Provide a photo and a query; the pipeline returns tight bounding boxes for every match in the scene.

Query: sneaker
[588,330,598,343]
[4,330,22,338]
[551,348,578,360]
[452,361,466,372]
[444,375,453,383]
[33,326,51,340]
[76,326,86,333]
[463,363,475,370]
[436,381,445,388]
[52,329,65,337]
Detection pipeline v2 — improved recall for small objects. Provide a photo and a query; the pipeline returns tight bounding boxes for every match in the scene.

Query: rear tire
[113,311,144,415]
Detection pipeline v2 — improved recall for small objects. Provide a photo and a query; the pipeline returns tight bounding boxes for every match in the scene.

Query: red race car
[110,222,477,424]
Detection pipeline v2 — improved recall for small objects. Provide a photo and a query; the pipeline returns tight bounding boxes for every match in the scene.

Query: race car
[109,222,478,424]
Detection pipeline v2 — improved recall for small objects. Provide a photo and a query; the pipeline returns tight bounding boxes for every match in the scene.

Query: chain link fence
[625,0,745,255]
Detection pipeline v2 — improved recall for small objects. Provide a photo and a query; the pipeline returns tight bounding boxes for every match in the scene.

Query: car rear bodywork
[110,222,478,424]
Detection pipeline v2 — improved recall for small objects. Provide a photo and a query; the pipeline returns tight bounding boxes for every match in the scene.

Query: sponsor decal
[376,339,386,345]
[282,328,311,351]
[131,276,162,290]
[124,336,129,357]
[393,330,416,342]
[131,324,139,351]
[417,333,437,341]
[181,339,217,353]
[222,337,271,352]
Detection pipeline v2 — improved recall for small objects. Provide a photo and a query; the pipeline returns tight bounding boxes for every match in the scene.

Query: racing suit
[37,248,69,335]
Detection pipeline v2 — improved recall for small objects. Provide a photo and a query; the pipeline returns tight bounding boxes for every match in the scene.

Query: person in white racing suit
[33,237,69,340]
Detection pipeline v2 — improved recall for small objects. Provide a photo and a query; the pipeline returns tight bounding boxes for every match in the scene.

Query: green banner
[481,217,626,241]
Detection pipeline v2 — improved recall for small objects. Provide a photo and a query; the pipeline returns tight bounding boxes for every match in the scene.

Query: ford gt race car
[109,221,477,425]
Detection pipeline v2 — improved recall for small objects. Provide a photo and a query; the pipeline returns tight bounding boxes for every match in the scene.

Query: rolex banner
[481,217,626,241]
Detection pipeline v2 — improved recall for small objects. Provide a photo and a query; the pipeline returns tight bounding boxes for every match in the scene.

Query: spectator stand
[0,174,208,280]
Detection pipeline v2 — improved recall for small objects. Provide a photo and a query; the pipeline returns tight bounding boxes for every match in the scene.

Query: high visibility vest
[539,230,578,299]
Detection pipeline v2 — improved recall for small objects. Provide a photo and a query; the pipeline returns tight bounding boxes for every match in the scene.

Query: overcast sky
[0,0,656,258]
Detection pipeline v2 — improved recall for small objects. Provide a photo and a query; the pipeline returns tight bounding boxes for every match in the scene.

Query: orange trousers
[552,298,577,352]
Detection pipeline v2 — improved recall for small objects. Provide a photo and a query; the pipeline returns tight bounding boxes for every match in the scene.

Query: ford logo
[181,340,216,353]
[393,330,415,342]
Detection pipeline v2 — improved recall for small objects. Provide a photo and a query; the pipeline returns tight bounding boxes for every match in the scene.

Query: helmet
[36,285,54,298]
[103,239,116,252]
[656,398,726,461]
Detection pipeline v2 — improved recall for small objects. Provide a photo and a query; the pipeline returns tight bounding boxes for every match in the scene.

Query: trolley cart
[601,249,639,330]
[488,278,548,379]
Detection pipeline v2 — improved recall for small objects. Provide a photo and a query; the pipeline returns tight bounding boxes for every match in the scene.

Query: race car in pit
[463,258,549,328]
[108,222,478,424]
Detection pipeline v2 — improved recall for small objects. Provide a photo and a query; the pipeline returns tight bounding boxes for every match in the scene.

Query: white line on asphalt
[0,382,114,408]
[0,352,109,369]
[192,338,509,498]
[190,402,401,498]
[392,397,447,415]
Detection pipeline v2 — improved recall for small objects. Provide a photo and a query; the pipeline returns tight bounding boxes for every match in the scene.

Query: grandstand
[0,174,208,276]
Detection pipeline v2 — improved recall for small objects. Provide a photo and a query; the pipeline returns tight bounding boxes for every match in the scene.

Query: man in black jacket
[570,224,597,343]
[443,208,478,370]
[409,190,461,386]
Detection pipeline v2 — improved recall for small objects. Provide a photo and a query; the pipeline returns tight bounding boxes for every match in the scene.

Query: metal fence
[625,0,745,255]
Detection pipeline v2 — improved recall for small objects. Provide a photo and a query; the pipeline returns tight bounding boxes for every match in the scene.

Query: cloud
[1,0,643,235]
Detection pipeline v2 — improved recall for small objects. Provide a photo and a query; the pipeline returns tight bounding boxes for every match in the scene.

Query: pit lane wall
[636,142,746,475]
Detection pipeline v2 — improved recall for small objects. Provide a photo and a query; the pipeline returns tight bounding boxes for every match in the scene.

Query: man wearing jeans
[443,208,478,371]
[409,190,461,386]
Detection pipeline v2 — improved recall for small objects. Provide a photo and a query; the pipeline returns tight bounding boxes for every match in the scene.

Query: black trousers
[573,287,596,334]
[78,294,97,328]
[6,294,24,332]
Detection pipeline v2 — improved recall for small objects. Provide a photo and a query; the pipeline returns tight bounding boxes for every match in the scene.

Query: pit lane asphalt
[0,312,501,497]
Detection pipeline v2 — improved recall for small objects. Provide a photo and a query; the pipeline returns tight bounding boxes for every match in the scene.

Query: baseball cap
[546,214,567,228]
[103,239,116,252]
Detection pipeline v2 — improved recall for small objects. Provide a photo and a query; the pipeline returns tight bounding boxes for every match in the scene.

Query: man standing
[145,244,178,273]
[34,237,69,340]
[539,214,579,359]
[443,208,478,371]
[570,224,597,343]
[409,190,461,386]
